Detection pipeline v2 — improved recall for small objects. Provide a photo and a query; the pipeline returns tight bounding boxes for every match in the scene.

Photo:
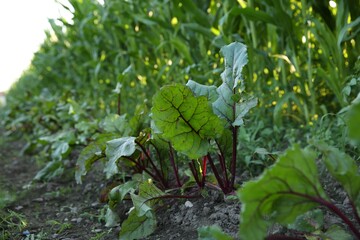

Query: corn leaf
[229,7,274,24]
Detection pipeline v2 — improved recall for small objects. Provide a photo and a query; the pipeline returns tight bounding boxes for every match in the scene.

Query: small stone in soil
[15,205,23,210]
[202,206,210,216]
[83,183,93,193]
[71,217,83,223]
[173,215,183,224]
[184,200,193,208]
[33,197,44,202]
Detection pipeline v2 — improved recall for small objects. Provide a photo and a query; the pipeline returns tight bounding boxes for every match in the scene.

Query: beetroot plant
[75,42,258,239]
[151,42,257,193]
[237,99,360,240]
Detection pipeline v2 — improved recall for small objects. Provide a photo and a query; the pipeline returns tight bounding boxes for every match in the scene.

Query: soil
[0,132,357,240]
[0,134,240,240]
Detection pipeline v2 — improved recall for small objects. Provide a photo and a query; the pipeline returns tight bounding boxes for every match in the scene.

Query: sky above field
[0,0,71,92]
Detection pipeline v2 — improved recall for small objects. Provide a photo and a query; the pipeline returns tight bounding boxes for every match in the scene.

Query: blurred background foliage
[1,0,360,176]
[5,0,360,124]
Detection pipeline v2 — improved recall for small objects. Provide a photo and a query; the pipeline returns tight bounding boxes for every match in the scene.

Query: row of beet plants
[75,42,360,239]
[76,42,257,238]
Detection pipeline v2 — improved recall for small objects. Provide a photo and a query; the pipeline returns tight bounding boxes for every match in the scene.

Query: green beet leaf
[151,84,224,159]
[51,141,70,161]
[75,133,116,184]
[322,225,354,240]
[288,209,324,232]
[101,113,131,135]
[119,209,156,240]
[212,42,257,127]
[315,142,360,214]
[34,160,64,181]
[119,181,162,239]
[238,145,328,240]
[105,137,137,179]
[131,180,165,218]
[198,225,234,240]
[347,101,360,143]
[108,180,138,209]
[105,207,120,228]
[186,80,218,103]
[233,98,258,126]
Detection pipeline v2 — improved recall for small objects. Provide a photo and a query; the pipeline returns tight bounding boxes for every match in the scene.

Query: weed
[46,220,72,234]
[0,210,28,239]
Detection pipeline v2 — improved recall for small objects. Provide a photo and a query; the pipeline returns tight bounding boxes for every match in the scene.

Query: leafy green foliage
[322,225,354,240]
[186,80,218,103]
[0,210,28,239]
[315,142,360,214]
[130,181,165,218]
[198,225,233,240]
[34,160,64,182]
[151,42,257,193]
[105,137,137,179]
[288,209,324,233]
[212,42,257,127]
[239,137,360,240]
[347,100,360,142]
[101,114,131,136]
[114,180,163,239]
[0,190,15,210]
[152,84,224,159]
[75,133,115,184]
[108,180,138,208]
[2,0,360,239]
[119,209,156,240]
[238,145,327,240]
[104,207,119,228]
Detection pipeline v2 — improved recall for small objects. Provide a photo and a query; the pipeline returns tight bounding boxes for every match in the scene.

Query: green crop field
[1,0,360,239]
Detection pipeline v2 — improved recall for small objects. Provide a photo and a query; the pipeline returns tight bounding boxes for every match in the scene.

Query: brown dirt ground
[0,133,240,240]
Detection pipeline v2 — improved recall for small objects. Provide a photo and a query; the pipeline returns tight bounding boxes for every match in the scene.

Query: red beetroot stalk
[201,156,207,187]
[189,161,201,188]
[169,143,182,187]
[207,154,228,193]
